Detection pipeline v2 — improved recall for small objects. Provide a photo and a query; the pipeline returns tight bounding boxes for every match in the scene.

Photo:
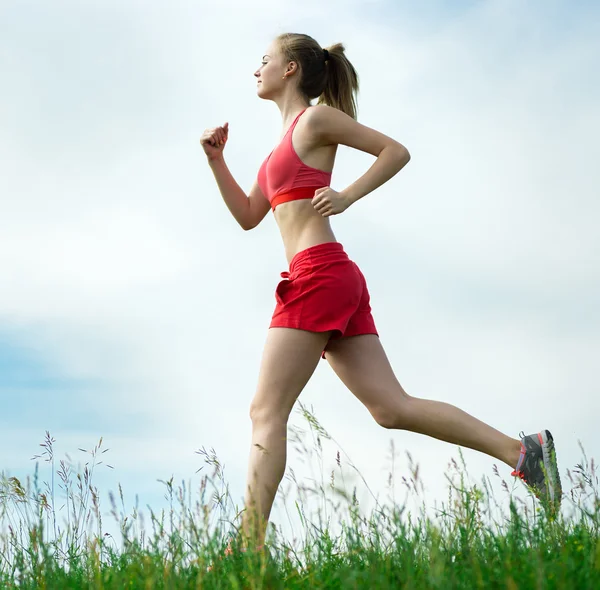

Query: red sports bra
[257,107,332,211]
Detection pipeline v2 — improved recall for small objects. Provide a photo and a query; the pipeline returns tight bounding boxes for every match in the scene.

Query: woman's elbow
[396,143,411,168]
[385,141,410,170]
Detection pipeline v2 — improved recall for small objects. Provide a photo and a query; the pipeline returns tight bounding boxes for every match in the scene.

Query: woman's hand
[200,122,229,160]
[311,187,351,217]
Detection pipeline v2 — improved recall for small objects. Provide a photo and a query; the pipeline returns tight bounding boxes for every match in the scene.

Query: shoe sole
[539,430,562,507]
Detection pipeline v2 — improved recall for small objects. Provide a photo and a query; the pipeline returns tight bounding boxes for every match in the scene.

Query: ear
[286,60,299,76]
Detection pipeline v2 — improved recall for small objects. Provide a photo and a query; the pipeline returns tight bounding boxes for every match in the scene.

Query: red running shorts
[269,242,378,357]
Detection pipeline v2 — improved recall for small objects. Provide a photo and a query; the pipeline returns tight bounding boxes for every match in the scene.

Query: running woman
[200,33,562,552]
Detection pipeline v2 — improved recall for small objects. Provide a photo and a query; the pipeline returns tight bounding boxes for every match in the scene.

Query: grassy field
[0,407,598,589]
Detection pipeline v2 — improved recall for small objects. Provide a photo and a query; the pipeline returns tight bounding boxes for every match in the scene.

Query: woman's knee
[372,396,414,429]
[249,397,289,426]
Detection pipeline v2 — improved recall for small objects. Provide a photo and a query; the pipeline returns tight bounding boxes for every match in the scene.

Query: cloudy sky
[1,0,598,546]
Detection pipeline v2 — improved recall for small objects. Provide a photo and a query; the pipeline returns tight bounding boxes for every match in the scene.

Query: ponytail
[317,43,359,120]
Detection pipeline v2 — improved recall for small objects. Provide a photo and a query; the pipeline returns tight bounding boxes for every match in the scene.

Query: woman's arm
[208,157,270,230]
[308,105,410,206]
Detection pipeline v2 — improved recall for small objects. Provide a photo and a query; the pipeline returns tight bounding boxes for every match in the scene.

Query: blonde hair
[276,33,360,120]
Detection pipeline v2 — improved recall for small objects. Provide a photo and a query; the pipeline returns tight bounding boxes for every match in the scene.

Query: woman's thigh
[324,334,410,420]
[250,327,332,421]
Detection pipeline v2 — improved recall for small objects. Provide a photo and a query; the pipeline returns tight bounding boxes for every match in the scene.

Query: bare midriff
[274,199,338,265]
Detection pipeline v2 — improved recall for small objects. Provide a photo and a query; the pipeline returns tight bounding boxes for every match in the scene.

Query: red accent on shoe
[207,540,265,571]
[513,442,526,474]
[511,469,541,498]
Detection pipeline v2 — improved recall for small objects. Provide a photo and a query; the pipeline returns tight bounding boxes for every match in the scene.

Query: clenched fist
[200,122,229,160]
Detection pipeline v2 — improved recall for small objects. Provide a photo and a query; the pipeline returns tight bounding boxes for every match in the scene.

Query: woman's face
[254,42,288,99]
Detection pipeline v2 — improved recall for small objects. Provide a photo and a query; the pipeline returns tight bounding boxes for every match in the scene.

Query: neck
[273,92,311,130]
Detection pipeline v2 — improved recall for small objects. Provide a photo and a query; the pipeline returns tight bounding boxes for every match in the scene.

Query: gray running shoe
[511,430,562,516]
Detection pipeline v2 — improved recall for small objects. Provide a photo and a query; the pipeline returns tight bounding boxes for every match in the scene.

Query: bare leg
[325,335,522,468]
[241,327,331,549]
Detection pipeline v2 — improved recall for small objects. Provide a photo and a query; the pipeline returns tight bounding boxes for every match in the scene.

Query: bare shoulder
[305,104,408,158]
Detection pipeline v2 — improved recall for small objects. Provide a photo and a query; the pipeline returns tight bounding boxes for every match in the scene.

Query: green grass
[0,406,598,589]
